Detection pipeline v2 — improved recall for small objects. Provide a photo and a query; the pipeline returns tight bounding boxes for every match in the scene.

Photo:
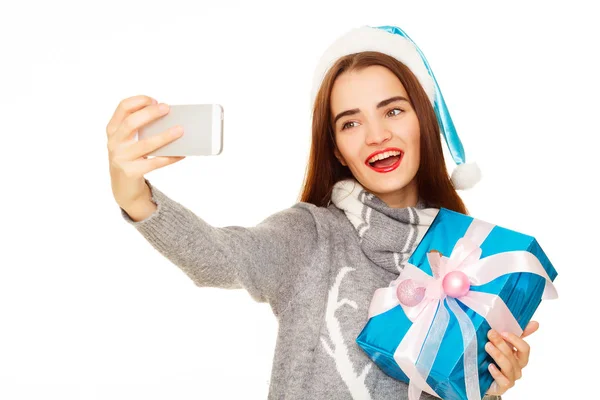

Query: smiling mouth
[366,151,403,173]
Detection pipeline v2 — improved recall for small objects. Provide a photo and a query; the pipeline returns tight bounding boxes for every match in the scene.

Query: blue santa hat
[310,25,481,190]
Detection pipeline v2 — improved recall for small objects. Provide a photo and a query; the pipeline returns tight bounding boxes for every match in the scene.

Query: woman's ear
[334,147,347,166]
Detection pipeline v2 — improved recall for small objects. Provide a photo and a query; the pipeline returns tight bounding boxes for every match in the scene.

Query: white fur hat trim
[310,26,435,108]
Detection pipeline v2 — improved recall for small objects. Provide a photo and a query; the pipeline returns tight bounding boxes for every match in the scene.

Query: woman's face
[331,65,421,208]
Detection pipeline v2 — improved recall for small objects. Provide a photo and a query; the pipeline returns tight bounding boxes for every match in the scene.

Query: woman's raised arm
[120,179,320,316]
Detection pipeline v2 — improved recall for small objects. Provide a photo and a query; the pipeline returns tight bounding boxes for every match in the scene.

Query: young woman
[106,25,538,400]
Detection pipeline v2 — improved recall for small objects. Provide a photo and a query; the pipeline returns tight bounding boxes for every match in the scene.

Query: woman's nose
[365,121,392,145]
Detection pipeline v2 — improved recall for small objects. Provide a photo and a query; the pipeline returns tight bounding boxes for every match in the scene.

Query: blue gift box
[356,208,558,400]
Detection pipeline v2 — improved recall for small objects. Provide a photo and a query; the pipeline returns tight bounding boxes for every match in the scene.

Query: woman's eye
[342,121,357,130]
[387,108,403,117]
[341,110,401,130]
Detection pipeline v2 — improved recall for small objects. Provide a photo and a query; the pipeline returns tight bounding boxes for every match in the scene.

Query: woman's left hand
[484,320,540,396]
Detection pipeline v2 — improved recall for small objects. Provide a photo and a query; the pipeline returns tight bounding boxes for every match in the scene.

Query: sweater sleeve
[119,179,319,316]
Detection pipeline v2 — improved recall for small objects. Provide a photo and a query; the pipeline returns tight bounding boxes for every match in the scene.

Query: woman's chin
[359,168,416,197]
[364,179,409,195]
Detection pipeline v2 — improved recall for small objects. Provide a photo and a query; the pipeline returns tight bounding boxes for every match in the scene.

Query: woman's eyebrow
[333,96,409,124]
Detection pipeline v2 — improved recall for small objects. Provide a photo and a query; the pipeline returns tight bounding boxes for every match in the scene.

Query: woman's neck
[370,178,419,209]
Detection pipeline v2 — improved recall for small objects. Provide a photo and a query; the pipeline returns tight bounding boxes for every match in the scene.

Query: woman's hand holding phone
[106,95,184,221]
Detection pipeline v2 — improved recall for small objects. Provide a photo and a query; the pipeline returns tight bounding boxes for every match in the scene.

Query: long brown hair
[299,51,468,215]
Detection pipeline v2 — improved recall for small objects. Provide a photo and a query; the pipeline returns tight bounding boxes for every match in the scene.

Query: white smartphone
[138,104,223,156]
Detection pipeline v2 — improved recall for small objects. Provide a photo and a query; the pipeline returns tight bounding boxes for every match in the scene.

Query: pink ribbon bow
[368,218,557,400]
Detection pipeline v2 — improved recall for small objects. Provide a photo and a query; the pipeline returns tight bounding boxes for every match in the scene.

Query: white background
[1,0,598,399]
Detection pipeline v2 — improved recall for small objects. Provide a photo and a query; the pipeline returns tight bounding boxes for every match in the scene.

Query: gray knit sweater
[120,179,490,400]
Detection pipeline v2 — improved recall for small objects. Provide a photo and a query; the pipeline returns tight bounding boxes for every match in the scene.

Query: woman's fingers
[486,330,519,381]
[520,321,539,339]
[501,331,532,368]
[106,95,155,138]
[487,363,512,395]
[488,329,520,375]
[485,341,516,381]
[111,102,171,144]
[125,125,184,160]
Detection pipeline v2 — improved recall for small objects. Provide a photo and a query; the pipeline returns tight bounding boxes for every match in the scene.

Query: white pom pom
[451,162,481,190]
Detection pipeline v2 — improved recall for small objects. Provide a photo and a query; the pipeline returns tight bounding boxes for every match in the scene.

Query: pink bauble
[442,270,470,298]
[396,279,425,307]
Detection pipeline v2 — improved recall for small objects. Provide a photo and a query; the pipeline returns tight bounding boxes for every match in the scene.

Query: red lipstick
[365,147,404,173]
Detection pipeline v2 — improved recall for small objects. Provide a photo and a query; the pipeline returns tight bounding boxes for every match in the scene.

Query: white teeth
[368,150,401,164]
